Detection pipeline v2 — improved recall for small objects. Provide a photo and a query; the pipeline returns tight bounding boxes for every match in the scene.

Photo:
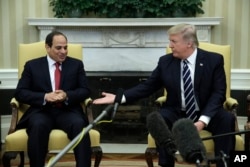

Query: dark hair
[45,31,68,47]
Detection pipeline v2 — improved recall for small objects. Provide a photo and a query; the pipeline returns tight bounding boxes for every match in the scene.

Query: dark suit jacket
[14,56,90,127]
[124,48,226,120]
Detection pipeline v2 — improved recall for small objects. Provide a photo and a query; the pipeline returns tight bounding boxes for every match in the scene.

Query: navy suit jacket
[124,48,226,120]
[14,56,90,127]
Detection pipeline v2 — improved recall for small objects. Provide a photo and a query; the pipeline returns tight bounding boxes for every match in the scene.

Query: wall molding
[231,69,250,90]
[27,17,221,72]
[1,69,250,90]
[0,69,18,89]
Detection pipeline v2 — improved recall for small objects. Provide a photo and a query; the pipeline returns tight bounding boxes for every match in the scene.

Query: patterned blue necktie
[183,60,197,121]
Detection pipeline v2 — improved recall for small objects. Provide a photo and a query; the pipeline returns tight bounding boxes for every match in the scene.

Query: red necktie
[54,62,61,90]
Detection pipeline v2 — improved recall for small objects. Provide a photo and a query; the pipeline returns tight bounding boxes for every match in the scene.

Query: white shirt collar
[185,48,197,65]
[47,55,57,67]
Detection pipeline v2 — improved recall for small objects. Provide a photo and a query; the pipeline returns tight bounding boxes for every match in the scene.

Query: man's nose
[168,43,173,48]
[60,48,67,53]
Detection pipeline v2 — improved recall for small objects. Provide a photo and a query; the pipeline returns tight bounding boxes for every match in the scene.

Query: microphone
[112,88,124,119]
[146,112,177,156]
[172,118,206,164]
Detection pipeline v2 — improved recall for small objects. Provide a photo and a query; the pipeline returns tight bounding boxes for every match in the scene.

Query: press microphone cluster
[146,112,206,165]
[146,112,250,167]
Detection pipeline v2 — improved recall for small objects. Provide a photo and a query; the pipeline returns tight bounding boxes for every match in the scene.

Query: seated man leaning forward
[93,23,235,167]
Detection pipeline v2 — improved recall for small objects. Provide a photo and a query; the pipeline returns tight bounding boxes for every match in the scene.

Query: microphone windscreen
[172,118,206,163]
[146,112,177,155]
[114,88,124,104]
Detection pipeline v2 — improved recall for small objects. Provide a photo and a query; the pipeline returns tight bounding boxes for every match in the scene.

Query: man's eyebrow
[55,45,68,49]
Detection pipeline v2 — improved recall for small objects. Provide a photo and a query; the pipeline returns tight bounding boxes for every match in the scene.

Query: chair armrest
[223,97,239,111]
[84,97,93,107]
[8,98,20,134]
[10,97,20,108]
[223,97,240,132]
[155,96,166,107]
[82,97,94,123]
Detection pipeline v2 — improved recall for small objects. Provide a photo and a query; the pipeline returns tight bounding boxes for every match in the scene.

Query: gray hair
[168,23,199,48]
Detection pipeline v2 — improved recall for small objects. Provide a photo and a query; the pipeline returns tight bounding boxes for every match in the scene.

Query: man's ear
[187,41,192,47]
[45,44,50,52]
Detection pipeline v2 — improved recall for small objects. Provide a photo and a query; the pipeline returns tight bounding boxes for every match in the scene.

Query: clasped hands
[45,90,67,103]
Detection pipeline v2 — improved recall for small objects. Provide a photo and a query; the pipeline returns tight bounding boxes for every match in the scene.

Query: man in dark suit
[93,23,235,167]
[15,31,91,167]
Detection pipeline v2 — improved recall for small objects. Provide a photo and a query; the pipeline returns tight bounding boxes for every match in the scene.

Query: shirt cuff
[121,95,126,104]
[64,97,69,105]
[199,115,211,126]
[43,95,47,105]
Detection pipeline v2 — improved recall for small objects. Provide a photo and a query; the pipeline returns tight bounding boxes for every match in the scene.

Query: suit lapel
[172,58,182,105]
[41,57,53,91]
[60,57,70,89]
[194,49,205,91]
[174,59,181,91]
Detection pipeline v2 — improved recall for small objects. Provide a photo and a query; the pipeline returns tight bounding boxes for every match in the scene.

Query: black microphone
[146,111,177,156]
[172,118,206,164]
[112,88,124,119]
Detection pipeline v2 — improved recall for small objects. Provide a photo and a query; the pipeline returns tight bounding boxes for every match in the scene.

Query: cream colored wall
[201,0,250,69]
[0,0,249,69]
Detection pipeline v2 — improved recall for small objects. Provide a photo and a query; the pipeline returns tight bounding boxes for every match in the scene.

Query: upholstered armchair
[145,42,245,167]
[2,41,102,167]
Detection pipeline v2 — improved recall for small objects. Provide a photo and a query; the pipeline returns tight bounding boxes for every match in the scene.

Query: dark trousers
[157,108,235,167]
[26,107,91,167]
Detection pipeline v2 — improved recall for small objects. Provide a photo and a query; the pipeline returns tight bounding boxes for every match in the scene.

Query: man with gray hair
[93,23,235,167]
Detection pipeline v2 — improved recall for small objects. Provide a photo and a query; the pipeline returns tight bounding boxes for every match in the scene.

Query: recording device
[146,112,177,156]
[172,118,206,165]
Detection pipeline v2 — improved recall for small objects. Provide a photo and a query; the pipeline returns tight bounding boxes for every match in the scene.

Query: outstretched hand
[93,92,116,104]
